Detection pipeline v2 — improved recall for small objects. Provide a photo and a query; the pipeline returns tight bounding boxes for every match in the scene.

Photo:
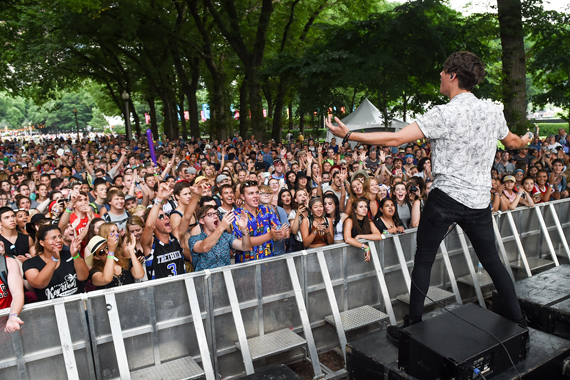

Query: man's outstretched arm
[326,115,425,147]
[501,131,533,150]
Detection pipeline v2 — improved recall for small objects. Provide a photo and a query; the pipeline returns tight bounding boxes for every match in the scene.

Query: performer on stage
[326,51,532,344]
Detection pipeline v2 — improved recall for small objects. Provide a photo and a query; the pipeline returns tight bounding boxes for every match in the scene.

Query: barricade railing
[0,198,569,380]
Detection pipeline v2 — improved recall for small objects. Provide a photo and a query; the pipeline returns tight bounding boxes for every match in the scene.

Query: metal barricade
[0,199,569,379]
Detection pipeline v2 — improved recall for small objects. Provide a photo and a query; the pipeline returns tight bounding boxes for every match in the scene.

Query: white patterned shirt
[415,92,509,209]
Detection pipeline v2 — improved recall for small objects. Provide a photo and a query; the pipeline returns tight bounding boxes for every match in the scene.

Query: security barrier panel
[0,199,569,380]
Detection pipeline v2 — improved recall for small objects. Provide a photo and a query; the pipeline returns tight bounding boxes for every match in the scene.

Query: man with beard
[188,206,251,271]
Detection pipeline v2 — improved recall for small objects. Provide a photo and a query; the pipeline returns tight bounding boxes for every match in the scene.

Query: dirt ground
[288,350,346,379]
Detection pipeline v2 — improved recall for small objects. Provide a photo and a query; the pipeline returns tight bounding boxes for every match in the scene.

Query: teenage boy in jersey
[103,190,130,233]
[142,183,185,280]
[0,241,25,334]
[326,51,533,343]
[89,178,108,216]
[0,207,35,263]
[231,181,283,262]
[189,206,251,271]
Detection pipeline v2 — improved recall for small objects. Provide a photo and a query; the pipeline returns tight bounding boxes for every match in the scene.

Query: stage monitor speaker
[399,303,528,380]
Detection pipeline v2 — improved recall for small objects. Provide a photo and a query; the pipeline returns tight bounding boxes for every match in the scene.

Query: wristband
[361,244,366,250]
[107,255,119,261]
[342,132,352,146]
[72,253,80,260]
[65,207,74,213]
[9,313,18,318]
[51,256,59,262]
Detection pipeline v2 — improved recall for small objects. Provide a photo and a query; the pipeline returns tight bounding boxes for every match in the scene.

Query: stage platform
[347,306,570,380]
[494,264,570,340]
[238,364,303,379]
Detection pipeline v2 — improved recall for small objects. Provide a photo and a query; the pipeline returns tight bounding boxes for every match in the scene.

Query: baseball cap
[404,154,414,159]
[502,175,516,183]
[273,159,283,166]
[85,236,107,267]
[125,195,136,202]
[186,167,197,175]
[216,174,229,184]
[195,176,207,183]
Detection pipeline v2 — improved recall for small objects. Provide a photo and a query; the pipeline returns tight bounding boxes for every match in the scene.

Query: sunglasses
[158,214,167,220]
[96,246,109,256]
[243,180,257,188]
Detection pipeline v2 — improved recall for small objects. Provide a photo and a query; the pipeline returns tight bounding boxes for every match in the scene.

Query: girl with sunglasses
[86,229,144,289]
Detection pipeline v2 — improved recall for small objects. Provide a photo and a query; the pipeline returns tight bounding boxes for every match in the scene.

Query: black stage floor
[347,305,570,380]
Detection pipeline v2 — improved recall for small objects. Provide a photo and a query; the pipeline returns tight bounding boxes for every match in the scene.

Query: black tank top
[145,234,185,280]
[0,232,30,258]
[350,218,367,238]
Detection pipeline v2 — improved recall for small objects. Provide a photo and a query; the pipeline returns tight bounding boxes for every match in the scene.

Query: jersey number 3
[166,263,177,276]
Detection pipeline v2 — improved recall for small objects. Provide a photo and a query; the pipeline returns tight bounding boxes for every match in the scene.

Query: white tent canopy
[325,98,408,144]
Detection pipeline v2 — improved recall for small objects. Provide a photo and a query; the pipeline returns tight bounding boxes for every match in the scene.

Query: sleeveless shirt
[145,235,185,280]
[0,232,30,258]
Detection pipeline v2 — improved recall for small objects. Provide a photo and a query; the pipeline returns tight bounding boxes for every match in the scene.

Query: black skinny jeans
[408,188,523,323]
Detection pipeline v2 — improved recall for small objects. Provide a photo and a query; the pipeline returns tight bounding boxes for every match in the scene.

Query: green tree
[528,11,570,121]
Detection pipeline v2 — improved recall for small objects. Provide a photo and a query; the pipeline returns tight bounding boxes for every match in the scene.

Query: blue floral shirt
[188,231,235,271]
[232,205,281,263]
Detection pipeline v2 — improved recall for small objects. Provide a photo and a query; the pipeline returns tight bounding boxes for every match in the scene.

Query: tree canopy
[0,0,568,138]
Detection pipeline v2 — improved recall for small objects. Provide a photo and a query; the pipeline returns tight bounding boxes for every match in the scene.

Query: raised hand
[121,148,127,156]
[82,150,88,160]
[126,233,137,254]
[325,115,349,138]
[156,183,173,200]
[107,233,119,252]
[237,210,249,231]
[378,150,386,162]
[70,236,82,256]
[220,212,235,230]
[306,152,313,164]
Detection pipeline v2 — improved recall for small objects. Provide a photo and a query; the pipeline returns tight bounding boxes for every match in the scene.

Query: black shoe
[386,315,421,346]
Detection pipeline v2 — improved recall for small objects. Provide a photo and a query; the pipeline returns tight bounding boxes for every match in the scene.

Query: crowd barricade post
[0,199,569,379]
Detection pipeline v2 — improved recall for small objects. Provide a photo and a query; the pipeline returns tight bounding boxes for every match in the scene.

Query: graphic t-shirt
[415,92,510,209]
[23,249,85,301]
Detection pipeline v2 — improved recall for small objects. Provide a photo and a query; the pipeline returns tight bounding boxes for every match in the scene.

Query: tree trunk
[288,101,293,131]
[179,98,188,141]
[148,98,159,140]
[130,98,141,138]
[299,113,305,135]
[263,84,274,121]
[498,0,527,133]
[239,78,249,138]
[188,58,200,140]
[248,69,265,142]
[272,82,286,142]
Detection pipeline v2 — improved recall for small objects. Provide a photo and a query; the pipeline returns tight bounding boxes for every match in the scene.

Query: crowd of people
[0,125,568,333]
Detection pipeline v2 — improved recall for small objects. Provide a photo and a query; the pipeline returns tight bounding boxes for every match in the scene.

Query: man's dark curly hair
[442,51,485,91]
